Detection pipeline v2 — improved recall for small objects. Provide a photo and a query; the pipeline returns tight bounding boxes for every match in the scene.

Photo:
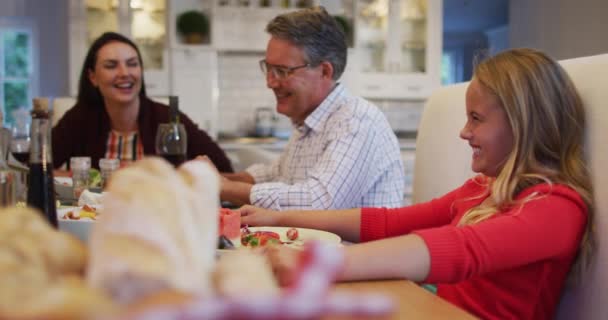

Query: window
[0,19,37,127]
[441,48,464,85]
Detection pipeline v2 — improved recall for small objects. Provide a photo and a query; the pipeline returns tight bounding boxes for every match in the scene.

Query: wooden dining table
[323,280,477,320]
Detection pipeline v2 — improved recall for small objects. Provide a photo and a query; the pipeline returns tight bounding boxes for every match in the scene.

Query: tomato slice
[254,231,280,239]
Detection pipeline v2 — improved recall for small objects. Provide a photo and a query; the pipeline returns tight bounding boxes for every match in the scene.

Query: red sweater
[361,177,587,320]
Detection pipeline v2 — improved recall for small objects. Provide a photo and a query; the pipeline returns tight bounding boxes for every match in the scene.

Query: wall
[443,31,488,82]
[485,25,509,56]
[25,0,70,97]
[0,0,70,98]
[510,0,608,60]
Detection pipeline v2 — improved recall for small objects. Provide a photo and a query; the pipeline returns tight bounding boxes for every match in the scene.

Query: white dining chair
[51,96,77,127]
[413,53,608,320]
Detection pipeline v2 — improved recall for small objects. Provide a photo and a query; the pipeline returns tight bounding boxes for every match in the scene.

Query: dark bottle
[26,97,57,227]
[155,96,187,167]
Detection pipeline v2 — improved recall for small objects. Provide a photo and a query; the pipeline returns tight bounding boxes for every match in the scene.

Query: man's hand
[196,156,253,206]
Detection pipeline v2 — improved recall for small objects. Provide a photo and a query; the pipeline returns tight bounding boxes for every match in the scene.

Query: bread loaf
[0,207,116,320]
[87,158,220,304]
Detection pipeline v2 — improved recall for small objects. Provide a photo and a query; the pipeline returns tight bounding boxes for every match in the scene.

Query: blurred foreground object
[0,206,116,319]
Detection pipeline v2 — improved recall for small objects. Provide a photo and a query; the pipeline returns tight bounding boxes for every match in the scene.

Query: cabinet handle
[365,85,382,91]
[406,85,421,92]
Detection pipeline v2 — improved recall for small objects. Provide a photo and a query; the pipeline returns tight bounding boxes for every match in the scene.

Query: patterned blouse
[104,130,144,166]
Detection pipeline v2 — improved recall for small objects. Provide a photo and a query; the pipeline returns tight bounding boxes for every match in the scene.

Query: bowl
[57,206,98,243]
[58,218,93,243]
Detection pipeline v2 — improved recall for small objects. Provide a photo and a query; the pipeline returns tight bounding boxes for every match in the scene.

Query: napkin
[78,189,104,207]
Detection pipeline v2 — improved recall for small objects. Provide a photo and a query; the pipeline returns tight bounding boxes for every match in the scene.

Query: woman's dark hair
[77,32,147,108]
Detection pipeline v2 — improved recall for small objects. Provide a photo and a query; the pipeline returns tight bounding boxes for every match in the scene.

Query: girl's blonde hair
[459,48,594,281]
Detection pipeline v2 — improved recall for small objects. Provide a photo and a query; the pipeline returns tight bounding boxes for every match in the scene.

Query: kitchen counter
[218,137,288,152]
[219,136,416,151]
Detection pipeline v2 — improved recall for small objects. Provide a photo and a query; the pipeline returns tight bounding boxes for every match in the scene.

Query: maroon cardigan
[52,97,233,172]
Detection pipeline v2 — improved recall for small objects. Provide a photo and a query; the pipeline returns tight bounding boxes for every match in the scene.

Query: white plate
[224,226,341,250]
[57,205,100,243]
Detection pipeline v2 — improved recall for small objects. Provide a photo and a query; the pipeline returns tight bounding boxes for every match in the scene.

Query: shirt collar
[295,83,346,133]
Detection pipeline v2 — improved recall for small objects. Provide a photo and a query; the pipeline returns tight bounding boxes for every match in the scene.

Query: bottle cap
[32,98,50,112]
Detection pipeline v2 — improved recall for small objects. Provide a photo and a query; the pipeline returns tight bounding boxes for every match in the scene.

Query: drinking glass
[99,158,120,189]
[70,157,91,199]
[10,122,30,165]
[155,123,187,167]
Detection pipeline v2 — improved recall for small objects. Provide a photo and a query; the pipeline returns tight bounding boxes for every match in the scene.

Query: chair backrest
[412,82,473,203]
[413,53,608,320]
[51,96,76,127]
[554,54,608,320]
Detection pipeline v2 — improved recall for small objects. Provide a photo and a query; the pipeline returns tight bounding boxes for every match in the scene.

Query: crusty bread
[0,207,116,320]
[87,158,220,304]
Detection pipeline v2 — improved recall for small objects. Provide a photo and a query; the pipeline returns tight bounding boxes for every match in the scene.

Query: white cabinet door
[68,0,169,96]
[170,46,219,139]
[348,0,442,99]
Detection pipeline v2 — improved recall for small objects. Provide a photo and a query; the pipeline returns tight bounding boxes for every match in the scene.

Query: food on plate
[286,227,299,241]
[218,207,240,239]
[241,229,282,247]
[0,206,117,319]
[239,226,304,248]
[61,204,98,220]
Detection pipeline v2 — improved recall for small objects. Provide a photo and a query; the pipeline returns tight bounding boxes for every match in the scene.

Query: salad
[88,168,102,188]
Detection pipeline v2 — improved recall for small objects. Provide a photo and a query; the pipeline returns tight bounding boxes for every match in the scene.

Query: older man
[218,6,404,210]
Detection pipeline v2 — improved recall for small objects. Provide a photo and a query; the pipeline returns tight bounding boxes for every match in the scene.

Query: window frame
[0,17,39,127]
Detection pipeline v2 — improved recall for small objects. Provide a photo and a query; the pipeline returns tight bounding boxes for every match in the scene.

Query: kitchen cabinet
[68,0,169,96]
[348,0,442,100]
[168,0,354,52]
[170,46,219,139]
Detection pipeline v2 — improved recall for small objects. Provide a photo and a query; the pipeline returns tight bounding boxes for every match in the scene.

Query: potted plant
[176,10,210,44]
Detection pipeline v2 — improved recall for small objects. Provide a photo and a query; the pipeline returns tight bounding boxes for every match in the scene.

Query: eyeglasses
[259,59,311,80]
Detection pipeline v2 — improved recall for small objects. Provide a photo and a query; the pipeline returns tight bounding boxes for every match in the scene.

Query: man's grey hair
[265,6,347,81]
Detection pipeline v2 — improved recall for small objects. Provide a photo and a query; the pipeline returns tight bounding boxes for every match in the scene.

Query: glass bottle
[0,145,16,207]
[26,97,57,227]
[155,96,187,167]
